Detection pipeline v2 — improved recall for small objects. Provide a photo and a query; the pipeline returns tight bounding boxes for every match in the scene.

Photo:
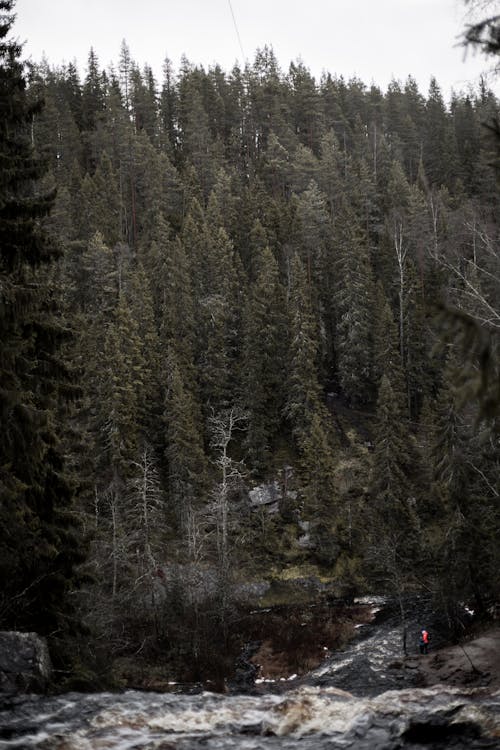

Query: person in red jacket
[419,628,430,654]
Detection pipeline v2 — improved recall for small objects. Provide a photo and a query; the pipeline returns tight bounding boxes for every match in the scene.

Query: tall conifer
[0,0,85,636]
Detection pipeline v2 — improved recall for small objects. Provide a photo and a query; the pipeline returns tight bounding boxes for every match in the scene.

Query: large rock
[248,479,297,516]
[0,631,52,694]
[248,482,281,513]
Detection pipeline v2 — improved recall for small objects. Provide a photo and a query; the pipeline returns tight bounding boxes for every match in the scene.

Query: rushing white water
[1,685,499,749]
[1,597,494,748]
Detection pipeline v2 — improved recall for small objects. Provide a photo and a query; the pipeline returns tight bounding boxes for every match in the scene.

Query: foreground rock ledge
[0,631,52,694]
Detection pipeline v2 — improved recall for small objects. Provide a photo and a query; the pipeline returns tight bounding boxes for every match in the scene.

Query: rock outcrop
[0,631,52,694]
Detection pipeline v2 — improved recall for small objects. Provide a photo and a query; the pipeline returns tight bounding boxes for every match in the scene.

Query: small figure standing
[419,628,430,654]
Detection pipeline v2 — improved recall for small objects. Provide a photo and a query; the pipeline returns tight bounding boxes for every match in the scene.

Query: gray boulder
[248,482,281,513]
[0,631,52,694]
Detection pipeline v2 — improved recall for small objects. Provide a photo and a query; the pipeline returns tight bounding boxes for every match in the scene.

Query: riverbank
[111,600,375,692]
[109,598,500,696]
[415,626,500,690]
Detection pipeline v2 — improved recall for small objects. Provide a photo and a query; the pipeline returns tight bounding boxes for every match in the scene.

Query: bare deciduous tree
[209,408,247,577]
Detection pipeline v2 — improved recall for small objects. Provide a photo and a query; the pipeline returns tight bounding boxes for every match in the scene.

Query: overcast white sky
[13,0,496,98]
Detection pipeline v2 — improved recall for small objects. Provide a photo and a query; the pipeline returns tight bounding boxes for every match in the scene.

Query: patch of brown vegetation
[242,603,373,679]
[111,602,376,690]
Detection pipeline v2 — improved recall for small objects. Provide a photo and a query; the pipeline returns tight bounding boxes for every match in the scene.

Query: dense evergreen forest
[1,0,499,684]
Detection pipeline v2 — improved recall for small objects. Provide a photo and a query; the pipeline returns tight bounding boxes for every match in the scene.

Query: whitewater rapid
[1,684,499,749]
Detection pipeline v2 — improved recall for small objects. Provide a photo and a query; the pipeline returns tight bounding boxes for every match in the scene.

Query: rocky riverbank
[416,627,500,690]
[306,596,500,697]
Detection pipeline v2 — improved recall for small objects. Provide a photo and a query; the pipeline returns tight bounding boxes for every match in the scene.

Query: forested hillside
[1,0,499,682]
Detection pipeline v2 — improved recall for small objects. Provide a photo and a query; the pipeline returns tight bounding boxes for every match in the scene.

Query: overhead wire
[227,0,246,64]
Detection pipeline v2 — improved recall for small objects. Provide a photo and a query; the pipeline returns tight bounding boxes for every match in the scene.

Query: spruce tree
[81,47,105,166]
[125,262,161,433]
[423,78,457,189]
[159,56,178,157]
[293,179,330,292]
[367,374,420,594]
[284,255,338,560]
[430,355,500,617]
[92,151,122,246]
[242,245,287,470]
[299,410,339,565]
[163,348,207,554]
[198,226,239,420]
[335,199,375,405]
[0,0,85,637]
[285,254,324,443]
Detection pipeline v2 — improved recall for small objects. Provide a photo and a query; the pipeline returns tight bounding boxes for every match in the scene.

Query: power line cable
[227,0,246,63]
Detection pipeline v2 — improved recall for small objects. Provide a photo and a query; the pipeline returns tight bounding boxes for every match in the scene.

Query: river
[1,683,499,749]
[1,598,499,749]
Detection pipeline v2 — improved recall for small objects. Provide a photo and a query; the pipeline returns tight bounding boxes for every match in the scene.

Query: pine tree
[158,229,199,406]
[288,60,324,154]
[372,281,406,400]
[261,131,291,198]
[404,258,430,417]
[63,61,83,131]
[432,355,464,492]
[79,231,119,317]
[246,217,268,281]
[249,46,294,155]
[206,167,240,237]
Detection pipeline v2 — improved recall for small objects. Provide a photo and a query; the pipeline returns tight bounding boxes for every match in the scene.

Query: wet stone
[0,631,52,695]
[350,710,373,735]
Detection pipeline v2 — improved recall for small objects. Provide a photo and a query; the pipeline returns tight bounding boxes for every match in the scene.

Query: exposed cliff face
[0,632,52,695]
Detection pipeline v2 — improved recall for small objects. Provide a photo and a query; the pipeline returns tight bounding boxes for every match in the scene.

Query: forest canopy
[0,0,498,682]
